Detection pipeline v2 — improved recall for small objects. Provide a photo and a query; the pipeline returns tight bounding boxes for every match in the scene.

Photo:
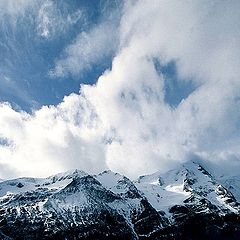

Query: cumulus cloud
[0,99,106,178]
[0,0,240,179]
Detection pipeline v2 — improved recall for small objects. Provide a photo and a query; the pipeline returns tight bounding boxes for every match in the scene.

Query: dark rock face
[0,163,240,239]
[0,208,134,240]
[132,199,169,238]
[144,212,240,240]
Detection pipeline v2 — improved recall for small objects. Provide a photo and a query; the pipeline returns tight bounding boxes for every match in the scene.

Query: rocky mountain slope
[0,161,239,240]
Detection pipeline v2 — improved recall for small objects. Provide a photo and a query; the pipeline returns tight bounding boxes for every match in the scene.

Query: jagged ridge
[0,161,240,239]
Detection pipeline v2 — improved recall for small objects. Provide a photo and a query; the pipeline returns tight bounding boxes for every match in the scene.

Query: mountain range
[0,161,240,240]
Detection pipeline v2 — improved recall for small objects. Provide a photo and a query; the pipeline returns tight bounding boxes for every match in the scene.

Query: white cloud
[51,24,118,77]
[0,98,106,178]
[0,0,240,179]
[0,0,34,17]
[0,0,82,39]
[36,0,83,39]
[50,13,120,77]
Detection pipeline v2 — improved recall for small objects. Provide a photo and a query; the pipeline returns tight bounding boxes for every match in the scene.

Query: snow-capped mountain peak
[135,161,240,214]
[0,161,239,240]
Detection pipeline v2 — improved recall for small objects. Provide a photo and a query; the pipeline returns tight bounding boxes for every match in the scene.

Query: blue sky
[0,0,121,111]
[0,0,240,179]
[0,0,194,112]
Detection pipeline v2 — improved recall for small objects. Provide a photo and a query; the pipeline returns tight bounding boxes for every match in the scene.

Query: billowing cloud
[0,0,240,179]
[0,99,106,178]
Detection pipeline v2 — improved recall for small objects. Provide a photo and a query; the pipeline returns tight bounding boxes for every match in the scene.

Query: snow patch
[165,183,190,196]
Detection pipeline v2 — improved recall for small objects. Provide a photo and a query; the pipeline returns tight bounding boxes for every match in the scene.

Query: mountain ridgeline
[0,161,240,240]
